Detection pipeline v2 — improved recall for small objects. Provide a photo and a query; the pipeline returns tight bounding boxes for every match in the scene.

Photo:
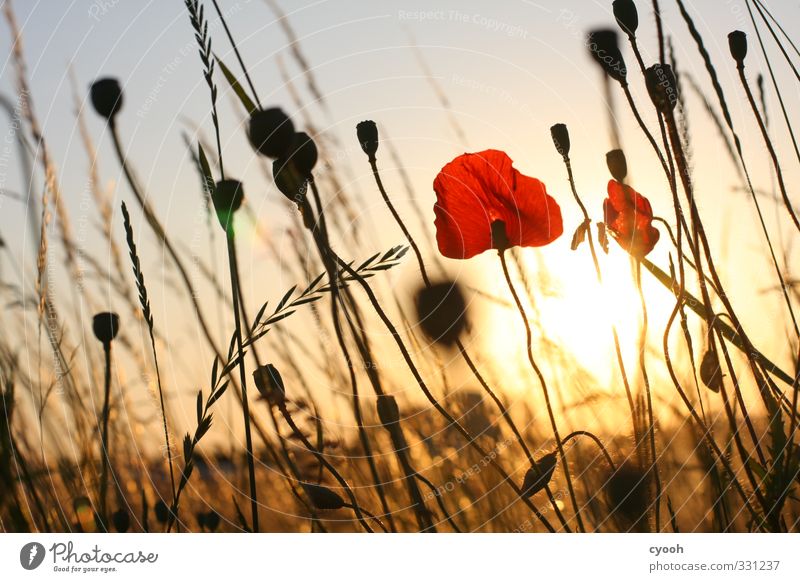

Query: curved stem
[498,250,585,532]
[561,431,617,472]
[277,402,373,532]
[368,156,570,530]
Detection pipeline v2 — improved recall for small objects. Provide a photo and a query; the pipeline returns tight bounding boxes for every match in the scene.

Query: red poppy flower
[603,179,660,257]
[433,150,563,259]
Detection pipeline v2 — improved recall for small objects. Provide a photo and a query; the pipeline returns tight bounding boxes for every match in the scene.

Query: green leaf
[215,54,257,115]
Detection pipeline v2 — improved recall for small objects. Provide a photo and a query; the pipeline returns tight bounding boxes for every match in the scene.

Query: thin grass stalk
[734,51,800,239]
[120,202,177,522]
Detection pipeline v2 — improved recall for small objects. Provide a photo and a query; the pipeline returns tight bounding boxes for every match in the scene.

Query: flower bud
[645,64,679,113]
[284,132,318,177]
[587,29,627,84]
[376,394,400,427]
[606,149,628,182]
[356,120,379,161]
[92,312,120,345]
[700,349,723,392]
[211,179,244,234]
[613,0,639,37]
[728,30,748,66]
[248,108,294,158]
[90,78,123,120]
[520,452,557,498]
[253,364,286,405]
[550,123,570,158]
[302,482,345,510]
[491,220,509,251]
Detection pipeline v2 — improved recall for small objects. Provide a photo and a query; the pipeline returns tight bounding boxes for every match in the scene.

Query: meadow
[0,0,799,533]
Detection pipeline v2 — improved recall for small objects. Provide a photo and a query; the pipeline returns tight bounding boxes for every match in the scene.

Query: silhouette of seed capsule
[112,509,130,533]
[248,108,295,158]
[700,349,723,392]
[645,64,679,113]
[520,452,557,498]
[356,120,379,161]
[284,132,318,177]
[550,123,570,158]
[204,510,220,532]
[606,149,628,182]
[302,482,345,510]
[273,158,309,204]
[90,78,123,120]
[587,29,627,84]
[154,500,169,524]
[92,312,120,345]
[212,179,244,233]
[728,30,748,66]
[376,394,400,427]
[415,280,468,346]
[491,219,510,251]
[605,462,650,531]
[253,364,286,405]
[613,0,639,37]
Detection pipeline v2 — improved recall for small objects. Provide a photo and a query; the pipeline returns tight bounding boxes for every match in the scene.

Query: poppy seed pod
[728,30,748,66]
[606,149,628,182]
[605,462,651,532]
[700,349,723,392]
[613,0,639,37]
[211,179,244,233]
[491,219,510,251]
[356,120,379,161]
[112,509,130,533]
[302,482,345,510]
[273,158,309,204]
[645,64,679,114]
[376,394,400,427]
[587,29,627,84]
[92,312,120,345]
[415,280,468,346]
[550,123,570,158]
[90,78,123,120]
[283,132,318,177]
[252,364,286,405]
[154,500,169,524]
[248,108,295,159]
[520,452,557,498]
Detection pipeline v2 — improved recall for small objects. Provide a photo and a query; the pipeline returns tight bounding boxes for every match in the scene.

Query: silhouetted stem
[277,401,374,532]
[226,235,259,532]
[99,343,112,527]
[498,250,585,532]
[367,156,570,530]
